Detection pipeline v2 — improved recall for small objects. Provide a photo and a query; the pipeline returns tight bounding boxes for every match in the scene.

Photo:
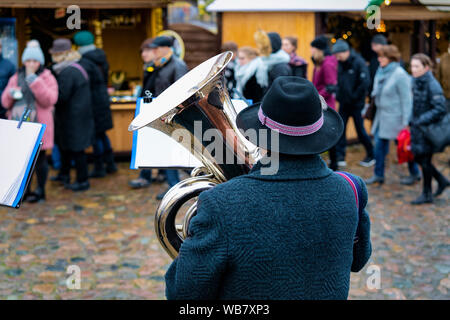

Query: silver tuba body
[129,52,262,258]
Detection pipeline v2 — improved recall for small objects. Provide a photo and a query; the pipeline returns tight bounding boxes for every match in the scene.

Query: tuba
[128,52,262,259]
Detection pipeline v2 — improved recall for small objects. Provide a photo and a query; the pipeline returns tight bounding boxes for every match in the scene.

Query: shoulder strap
[70,62,89,81]
[336,171,363,243]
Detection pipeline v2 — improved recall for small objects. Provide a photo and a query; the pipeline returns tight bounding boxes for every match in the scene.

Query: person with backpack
[49,38,94,192]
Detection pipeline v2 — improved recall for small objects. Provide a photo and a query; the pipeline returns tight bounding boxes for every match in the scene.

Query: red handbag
[397,128,414,164]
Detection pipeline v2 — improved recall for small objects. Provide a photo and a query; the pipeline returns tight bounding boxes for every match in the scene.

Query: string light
[331,38,337,44]
[343,34,348,39]
[385,0,391,6]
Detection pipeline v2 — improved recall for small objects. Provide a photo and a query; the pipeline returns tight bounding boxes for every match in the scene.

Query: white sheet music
[132,99,249,169]
[0,119,44,207]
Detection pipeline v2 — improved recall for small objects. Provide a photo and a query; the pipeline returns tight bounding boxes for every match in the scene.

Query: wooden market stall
[0,0,171,154]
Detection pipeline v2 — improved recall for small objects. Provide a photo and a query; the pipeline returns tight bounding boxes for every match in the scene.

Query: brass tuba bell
[129,52,262,258]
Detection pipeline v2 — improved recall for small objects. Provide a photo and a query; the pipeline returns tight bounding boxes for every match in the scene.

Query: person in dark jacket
[368,34,388,95]
[409,53,449,205]
[310,35,338,170]
[332,40,375,167]
[74,30,117,178]
[128,36,188,199]
[0,42,16,119]
[254,30,292,93]
[50,38,94,192]
[282,36,308,78]
[265,32,293,87]
[165,77,371,300]
[234,46,265,103]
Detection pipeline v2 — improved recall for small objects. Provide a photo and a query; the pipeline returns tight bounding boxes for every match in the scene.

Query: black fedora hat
[236,76,344,155]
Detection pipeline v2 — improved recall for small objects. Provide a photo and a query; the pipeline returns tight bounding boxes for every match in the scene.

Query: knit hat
[310,36,329,51]
[267,32,282,53]
[148,36,174,48]
[73,31,95,46]
[22,45,45,65]
[331,40,350,54]
[371,34,388,45]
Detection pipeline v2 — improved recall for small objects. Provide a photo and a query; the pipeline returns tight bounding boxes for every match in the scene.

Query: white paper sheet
[0,119,43,207]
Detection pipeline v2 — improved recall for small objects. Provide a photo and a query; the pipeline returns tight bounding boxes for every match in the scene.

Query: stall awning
[0,0,172,9]
[207,0,368,12]
[419,0,450,12]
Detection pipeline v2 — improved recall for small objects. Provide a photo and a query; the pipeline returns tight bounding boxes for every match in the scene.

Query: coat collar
[245,154,333,181]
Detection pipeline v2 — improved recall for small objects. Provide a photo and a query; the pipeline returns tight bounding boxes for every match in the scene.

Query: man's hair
[283,36,298,50]
[411,53,433,68]
[222,41,238,53]
[378,45,401,62]
[238,46,259,60]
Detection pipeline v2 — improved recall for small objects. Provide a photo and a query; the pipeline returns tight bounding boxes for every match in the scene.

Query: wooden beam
[0,1,172,9]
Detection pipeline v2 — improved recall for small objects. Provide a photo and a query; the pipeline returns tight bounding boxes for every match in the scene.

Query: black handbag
[419,112,450,153]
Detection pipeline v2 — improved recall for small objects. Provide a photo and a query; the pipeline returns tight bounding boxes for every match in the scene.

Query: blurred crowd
[0,30,448,206]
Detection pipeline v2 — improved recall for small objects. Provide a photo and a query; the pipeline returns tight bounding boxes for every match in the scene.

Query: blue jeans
[52,145,62,169]
[374,130,419,178]
[163,170,180,188]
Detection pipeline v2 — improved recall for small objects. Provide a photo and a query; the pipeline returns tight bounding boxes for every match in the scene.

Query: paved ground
[0,144,448,300]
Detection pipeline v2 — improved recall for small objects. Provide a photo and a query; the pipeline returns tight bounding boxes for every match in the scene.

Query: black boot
[104,149,118,174]
[65,181,90,192]
[434,178,449,198]
[89,155,106,178]
[26,187,46,203]
[411,192,433,205]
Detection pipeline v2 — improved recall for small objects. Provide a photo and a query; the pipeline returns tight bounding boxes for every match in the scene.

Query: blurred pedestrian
[221,41,238,97]
[310,35,338,170]
[409,53,449,204]
[0,41,16,119]
[74,30,117,178]
[129,38,157,189]
[50,38,94,192]
[332,39,374,168]
[1,40,58,202]
[282,36,307,78]
[368,34,388,95]
[128,36,188,200]
[235,46,265,103]
[365,45,419,186]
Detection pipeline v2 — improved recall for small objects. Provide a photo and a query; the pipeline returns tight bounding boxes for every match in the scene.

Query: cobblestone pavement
[0,145,448,300]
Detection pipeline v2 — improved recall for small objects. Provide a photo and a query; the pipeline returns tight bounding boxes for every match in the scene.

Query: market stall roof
[419,0,450,12]
[0,0,172,8]
[207,0,368,12]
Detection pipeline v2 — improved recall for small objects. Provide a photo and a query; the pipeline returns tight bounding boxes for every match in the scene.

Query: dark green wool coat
[165,154,372,300]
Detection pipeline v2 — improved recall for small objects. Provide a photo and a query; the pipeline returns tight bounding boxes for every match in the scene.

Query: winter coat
[0,56,16,119]
[268,62,292,89]
[165,154,372,300]
[82,48,109,86]
[371,62,412,140]
[54,63,94,152]
[410,71,447,156]
[336,50,370,109]
[242,74,265,104]
[1,68,58,150]
[142,55,188,97]
[79,57,113,133]
[312,55,338,110]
